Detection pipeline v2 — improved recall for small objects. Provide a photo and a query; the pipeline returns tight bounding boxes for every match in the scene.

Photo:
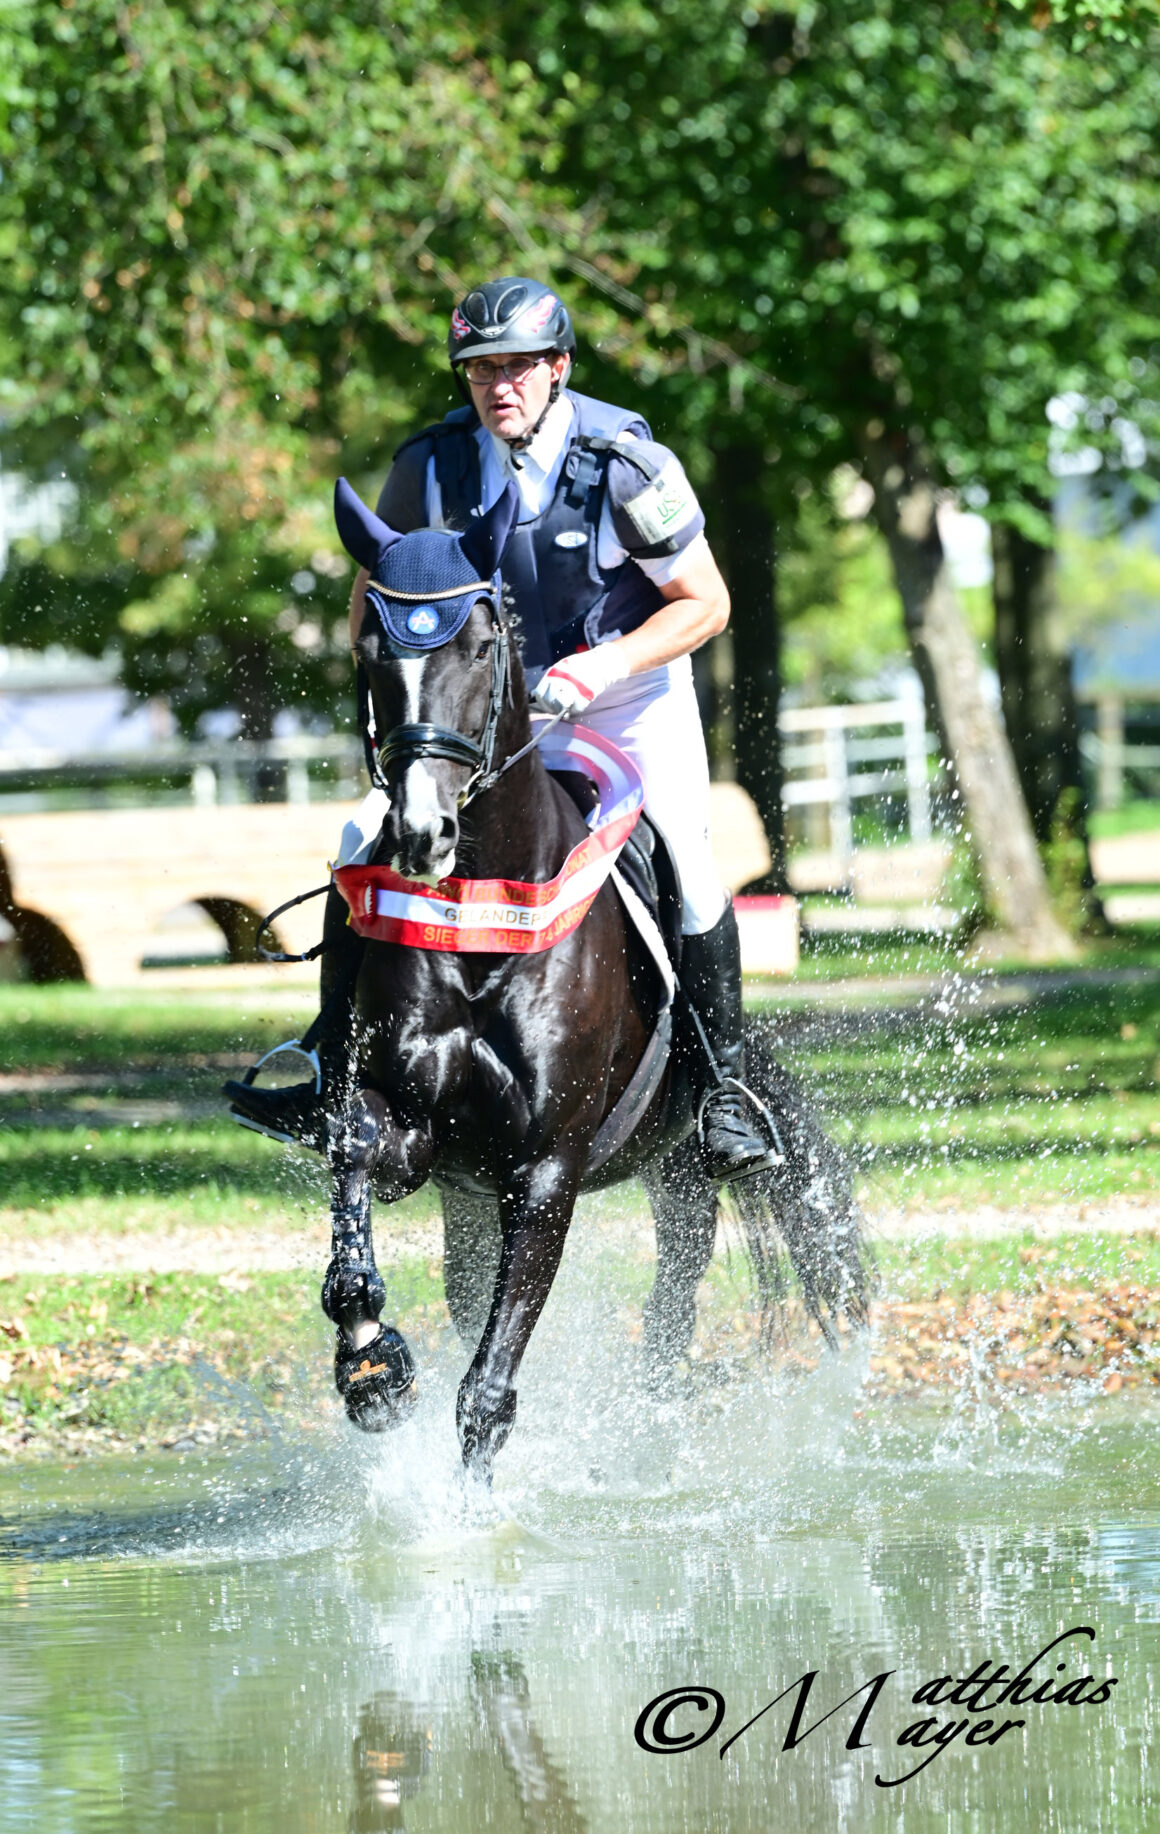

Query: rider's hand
[531,645,631,719]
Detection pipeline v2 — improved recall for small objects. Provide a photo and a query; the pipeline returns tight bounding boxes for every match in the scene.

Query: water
[2,1356,1158,1833]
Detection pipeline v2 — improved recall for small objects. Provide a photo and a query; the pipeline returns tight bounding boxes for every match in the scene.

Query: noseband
[361,592,512,811]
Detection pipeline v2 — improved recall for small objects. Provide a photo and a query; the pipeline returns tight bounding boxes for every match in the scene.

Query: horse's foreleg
[455,1155,582,1483]
[324,1089,433,1432]
[641,1133,719,1380]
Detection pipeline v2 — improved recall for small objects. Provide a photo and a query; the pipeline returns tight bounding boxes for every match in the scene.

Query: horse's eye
[474,640,491,662]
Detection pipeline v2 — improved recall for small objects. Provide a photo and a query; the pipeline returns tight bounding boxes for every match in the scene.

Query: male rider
[229,277,772,1183]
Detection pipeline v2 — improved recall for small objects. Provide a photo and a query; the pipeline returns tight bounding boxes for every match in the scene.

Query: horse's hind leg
[640,1133,719,1380]
[324,1090,426,1432]
[439,1187,502,1350]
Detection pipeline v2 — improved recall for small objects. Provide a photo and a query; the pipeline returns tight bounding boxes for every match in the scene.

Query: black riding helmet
[448,277,576,366]
[448,278,575,447]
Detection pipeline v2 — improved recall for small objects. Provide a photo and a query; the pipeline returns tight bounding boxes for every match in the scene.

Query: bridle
[359,586,565,811]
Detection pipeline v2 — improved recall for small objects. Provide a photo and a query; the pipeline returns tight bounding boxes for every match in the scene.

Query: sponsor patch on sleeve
[620,454,698,549]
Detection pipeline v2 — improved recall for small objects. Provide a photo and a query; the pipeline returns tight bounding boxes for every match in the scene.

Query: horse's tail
[727,1022,874,1349]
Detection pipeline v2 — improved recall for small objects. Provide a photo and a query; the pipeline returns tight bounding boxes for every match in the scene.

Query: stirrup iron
[228,1039,322,1145]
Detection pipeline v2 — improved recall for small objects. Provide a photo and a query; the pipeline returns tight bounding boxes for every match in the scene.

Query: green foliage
[1055,527,1160,644]
[0,0,547,730]
[3,0,1160,736]
[777,489,907,698]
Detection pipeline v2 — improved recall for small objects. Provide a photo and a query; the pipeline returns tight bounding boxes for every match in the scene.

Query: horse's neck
[460,721,581,884]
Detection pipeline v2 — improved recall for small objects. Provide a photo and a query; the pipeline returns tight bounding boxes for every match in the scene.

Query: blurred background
[2,0,1159,981]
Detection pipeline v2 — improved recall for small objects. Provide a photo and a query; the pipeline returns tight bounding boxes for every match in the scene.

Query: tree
[714,444,790,890]
[0,0,551,737]
[863,431,1076,954]
[495,0,1160,948]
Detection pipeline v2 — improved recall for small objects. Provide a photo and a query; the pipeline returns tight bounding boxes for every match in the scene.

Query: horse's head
[335,479,520,882]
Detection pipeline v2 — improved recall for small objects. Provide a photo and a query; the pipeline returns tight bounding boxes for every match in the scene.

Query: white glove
[531,645,630,719]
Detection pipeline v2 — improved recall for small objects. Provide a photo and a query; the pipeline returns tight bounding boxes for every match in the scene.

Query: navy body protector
[376,389,682,673]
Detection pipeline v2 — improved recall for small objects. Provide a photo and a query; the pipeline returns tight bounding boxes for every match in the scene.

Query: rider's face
[466,351,570,442]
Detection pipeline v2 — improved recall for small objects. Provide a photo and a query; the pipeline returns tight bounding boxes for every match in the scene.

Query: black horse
[238,482,868,1482]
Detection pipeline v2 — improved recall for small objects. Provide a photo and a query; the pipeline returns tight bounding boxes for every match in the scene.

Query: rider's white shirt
[423,395,710,588]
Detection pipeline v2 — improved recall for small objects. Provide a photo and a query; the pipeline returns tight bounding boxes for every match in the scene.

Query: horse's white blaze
[399,655,426,723]
[394,651,455,876]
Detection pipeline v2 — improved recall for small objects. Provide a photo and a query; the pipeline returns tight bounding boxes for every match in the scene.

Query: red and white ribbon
[333,724,643,954]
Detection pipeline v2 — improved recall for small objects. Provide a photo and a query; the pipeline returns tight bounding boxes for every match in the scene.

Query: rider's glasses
[460,355,549,387]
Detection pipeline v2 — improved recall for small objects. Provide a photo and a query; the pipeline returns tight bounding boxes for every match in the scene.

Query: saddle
[549,770,690,1182]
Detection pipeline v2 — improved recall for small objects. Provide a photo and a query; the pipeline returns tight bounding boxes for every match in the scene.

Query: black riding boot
[223,885,362,1150]
[681,900,776,1185]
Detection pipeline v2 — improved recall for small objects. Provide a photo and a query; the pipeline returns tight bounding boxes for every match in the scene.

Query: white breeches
[335,654,728,937]
[575,655,727,935]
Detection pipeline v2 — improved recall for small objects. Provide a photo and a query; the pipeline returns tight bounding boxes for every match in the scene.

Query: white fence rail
[778,691,934,856]
[2,696,939,844]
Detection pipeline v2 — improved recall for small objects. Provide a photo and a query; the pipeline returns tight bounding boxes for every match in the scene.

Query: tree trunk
[714,444,790,892]
[990,517,1084,837]
[862,429,1075,960]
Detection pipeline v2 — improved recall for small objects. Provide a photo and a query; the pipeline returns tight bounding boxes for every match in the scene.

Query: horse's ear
[334,477,402,570]
[459,482,520,580]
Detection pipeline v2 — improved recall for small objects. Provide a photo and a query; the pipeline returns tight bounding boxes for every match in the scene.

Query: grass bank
[0,970,1156,1454]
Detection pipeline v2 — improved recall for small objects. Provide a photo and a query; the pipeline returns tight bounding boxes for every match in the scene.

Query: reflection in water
[0,1394,1158,1831]
[471,1653,587,1834]
[349,1695,431,1833]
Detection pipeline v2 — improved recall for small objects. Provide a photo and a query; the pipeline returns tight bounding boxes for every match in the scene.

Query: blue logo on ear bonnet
[365,528,496,651]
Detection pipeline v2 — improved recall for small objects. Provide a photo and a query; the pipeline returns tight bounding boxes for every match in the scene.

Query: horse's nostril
[439,816,457,843]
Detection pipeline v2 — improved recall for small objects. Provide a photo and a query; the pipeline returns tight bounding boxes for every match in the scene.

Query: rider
[229,277,772,1183]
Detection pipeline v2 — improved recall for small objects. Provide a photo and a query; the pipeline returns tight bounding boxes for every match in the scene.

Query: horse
[268,480,869,1482]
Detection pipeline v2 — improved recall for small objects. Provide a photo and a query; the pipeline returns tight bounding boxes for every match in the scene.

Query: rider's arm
[598,534,730,678]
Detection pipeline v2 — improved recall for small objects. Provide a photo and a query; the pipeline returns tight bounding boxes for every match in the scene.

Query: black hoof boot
[335,1328,417,1432]
[457,1384,517,1485]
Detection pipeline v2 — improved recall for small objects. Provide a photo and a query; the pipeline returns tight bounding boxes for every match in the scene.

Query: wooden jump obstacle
[0,783,797,986]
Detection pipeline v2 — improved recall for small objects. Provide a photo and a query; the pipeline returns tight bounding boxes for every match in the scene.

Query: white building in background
[0,645,173,756]
[0,467,173,759]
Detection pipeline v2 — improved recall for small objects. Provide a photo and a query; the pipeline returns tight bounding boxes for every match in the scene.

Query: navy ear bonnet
[333,475,519,653]
[365,528,497,651]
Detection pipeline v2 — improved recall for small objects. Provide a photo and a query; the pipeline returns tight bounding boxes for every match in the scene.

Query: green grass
[874,1229,1160,1299]
[0,1262,449,1443]
[756,971,1160,1208]
[0,985,316,1071]
[787,922,1160,982]
[1089,801,1160,840]
[1,974,1156,1253]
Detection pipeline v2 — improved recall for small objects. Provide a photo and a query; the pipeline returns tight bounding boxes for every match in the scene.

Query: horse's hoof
[457,1385,517,1478]
[336,1327,417,1433]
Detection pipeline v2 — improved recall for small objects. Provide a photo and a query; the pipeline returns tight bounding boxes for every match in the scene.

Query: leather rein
[359,589,565,812]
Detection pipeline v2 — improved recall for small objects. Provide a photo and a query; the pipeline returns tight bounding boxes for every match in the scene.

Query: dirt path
[2,1192,1156,1281]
